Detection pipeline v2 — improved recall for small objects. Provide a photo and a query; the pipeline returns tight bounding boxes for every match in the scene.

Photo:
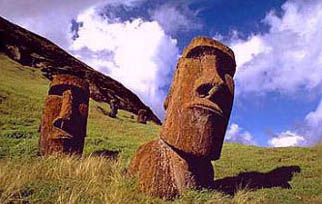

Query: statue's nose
[195,83,224,99]
[53,90,73,130]
[195,73,234,99]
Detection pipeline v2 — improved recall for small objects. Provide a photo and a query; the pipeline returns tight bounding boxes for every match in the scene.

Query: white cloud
[229,0,322,96]
[225,123,256,145]
[300,98,322,145]
[0,0,145,48]
[0,0,102,47]
[150,4,202,34]
[70,6,179,118]
[305,99,322,128]
[268,130,305,147]
[231,35,271,70]
[227,0,322,147]
[269,97,322,147]
[0,0,179,119]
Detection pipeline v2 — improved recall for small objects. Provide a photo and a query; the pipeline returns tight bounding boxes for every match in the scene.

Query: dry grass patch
[0,156,277,204]
[0,156,146,204]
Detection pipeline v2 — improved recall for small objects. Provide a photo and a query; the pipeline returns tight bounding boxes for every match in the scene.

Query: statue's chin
[171,106,227,158]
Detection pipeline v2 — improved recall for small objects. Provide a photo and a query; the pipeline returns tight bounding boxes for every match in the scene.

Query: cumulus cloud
[269,98,322,147]
[298,98,322,144]
[0,0,179,118]
[0,0,145,48]
[230,0,322,96]
[0,0,103,47]
[301,99,322,145]
[150,3,202,34]
[226,0,322,147]
[268,130,305,147]
[70,6,179,118]
[225,123,256,145]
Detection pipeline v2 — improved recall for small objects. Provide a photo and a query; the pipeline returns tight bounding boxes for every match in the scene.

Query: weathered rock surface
[0,16,161,125]
[129,36,236,199]
[161,37,236,159]
[129,139,214,199]
[39,74,89,155]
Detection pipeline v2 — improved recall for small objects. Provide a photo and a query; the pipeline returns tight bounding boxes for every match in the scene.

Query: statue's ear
[225,74,234,96]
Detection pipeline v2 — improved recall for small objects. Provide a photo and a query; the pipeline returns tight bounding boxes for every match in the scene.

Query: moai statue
[108,98,119,118]
[6,45,21,61]
[137,109,148,124]
[129,36,236,199]
[39,74,90,156]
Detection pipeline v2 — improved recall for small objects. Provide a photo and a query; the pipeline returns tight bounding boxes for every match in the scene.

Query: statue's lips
[186,100,226,120]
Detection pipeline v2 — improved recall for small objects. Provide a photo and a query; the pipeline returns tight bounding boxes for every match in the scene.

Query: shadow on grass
[96,106,109,116]
[96,105,126,121]
[91,149,120,160]
[213,165,301,195]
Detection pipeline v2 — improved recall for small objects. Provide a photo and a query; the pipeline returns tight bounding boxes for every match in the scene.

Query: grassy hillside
[0,53,321,204]
[0,53,159,162]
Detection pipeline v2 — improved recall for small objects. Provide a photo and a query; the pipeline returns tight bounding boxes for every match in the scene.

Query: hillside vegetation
[0,53,321,204]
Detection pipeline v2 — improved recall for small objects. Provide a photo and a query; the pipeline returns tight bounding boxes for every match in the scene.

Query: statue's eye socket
[216,65,235,79]
[49,85,70,95]
[217,58,236,77]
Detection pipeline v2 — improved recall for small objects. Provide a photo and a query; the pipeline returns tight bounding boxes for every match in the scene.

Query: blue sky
[1,0,322,147]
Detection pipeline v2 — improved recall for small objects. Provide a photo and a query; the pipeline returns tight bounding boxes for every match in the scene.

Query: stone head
[109,98,119,118]
[39,74,90,155]
[160,37,236,160]
[110,98,118,105]
[137,109,148,124]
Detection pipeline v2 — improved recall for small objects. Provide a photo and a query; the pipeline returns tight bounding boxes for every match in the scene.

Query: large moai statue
[129,37,236,199]
[137,109,148,124]
[39,74,90,156]
[108,98,119,118]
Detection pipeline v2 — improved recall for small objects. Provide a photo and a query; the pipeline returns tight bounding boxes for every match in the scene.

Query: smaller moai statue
[39,74,90,156]
[129,36,236,199]
[137,109,148,124]
[6,45,21,61]
[108,98,119,118]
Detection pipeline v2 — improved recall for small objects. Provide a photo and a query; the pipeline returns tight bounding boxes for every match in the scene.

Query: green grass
[0,53,160,162]
[0,53,321,204]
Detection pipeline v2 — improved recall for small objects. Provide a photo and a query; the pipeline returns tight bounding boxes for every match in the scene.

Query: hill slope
[0,16,161,125]
[0,53,159,161]
[0,53,322,204]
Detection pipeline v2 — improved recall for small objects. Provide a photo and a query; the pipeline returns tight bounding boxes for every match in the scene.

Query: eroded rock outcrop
[129,36,236,199]
[0,16,161,125]
[39,74,89,155]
